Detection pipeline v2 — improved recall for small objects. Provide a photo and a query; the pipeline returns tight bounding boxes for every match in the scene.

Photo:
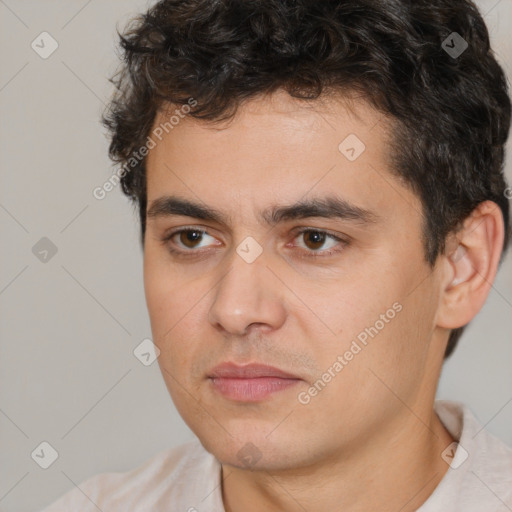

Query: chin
[195,425,311,472]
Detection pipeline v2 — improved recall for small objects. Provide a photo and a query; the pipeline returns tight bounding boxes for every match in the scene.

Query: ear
[436,200,505,330]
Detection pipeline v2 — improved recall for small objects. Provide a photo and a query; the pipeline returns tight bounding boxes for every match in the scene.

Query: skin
[143,89,504,512]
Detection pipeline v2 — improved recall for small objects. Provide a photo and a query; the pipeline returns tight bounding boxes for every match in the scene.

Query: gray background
[0,1,510,511]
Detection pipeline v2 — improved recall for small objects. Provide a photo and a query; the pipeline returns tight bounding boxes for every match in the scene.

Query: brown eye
[163,228,220,256]
[178,230,204,248]
[302,231,327,250]
[292,228,347,258]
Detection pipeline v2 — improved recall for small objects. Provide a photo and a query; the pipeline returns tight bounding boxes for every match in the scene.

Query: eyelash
[160,226,349,259]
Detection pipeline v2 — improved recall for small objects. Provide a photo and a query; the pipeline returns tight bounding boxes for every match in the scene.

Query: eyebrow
[146,195,379,226]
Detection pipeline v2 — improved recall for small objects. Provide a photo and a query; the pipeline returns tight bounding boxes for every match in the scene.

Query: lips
[208,362,302,402]
[209,362,300,379]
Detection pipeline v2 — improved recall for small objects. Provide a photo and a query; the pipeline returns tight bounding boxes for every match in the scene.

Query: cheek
[143,253,209,376]
[294,268,396,349]
[292,294,433,442]
[298,258,433,381]
[144,246,185,321]
[144,264,172,334]
[144,254,189,350]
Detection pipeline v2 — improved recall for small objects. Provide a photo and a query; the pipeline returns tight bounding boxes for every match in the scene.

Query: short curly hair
[102,0,511,359]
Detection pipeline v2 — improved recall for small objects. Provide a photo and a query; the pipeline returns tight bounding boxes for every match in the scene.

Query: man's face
[143,91,446,471]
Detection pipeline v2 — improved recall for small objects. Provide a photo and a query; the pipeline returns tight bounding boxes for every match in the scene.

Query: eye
[163,227,220,254]
[292,229,347,258]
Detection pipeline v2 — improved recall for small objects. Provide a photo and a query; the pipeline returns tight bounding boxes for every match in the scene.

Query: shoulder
[463,406,512,502]
[429,400,512,510]
[39,438,222,512]
[437,400,512,473]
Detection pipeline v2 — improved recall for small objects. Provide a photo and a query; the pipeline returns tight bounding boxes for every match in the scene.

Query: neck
[221,404,454,512]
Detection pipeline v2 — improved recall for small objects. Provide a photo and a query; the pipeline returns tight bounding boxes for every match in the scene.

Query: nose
[208,248,287,336]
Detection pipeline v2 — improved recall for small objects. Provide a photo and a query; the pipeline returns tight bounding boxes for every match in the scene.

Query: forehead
[144,90,418,224]
[151,89,387,148]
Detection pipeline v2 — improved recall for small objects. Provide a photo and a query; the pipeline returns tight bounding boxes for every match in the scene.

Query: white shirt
[40,400,512,511]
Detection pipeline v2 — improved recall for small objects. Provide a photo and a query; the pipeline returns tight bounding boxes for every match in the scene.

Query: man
[41,0,512,510]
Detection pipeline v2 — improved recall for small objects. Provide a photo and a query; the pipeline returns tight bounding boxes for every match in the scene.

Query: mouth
[208,362,302,402]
